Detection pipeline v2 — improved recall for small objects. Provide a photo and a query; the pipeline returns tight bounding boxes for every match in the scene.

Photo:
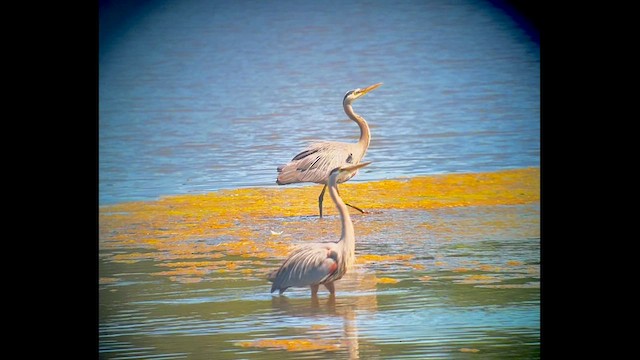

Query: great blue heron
[276,83,382,218]
[269,162,372,296]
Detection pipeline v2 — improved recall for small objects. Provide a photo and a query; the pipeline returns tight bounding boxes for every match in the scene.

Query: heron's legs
[319,184,366,218]
[337,186,365,214]
[311,284,320,296]
[345,202,365,213]
[324,282,335,295]
[318,184,327,218]
[327,292,336,306]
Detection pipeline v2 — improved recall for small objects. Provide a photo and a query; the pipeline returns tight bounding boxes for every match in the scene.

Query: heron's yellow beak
[355,83,382,98]
[340,161,372,173]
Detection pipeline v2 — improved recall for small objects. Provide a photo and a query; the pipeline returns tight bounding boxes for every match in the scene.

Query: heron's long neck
[344,102,371,152]
[329,177,355,269]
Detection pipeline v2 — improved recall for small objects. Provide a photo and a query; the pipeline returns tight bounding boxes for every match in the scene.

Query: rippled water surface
[100,202,539,359]
[99,0,539,358]
[99,0,539,205]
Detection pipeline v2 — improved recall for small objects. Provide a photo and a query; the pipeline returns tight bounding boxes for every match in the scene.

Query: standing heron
[269,162,372,296]
[276,83,382,218]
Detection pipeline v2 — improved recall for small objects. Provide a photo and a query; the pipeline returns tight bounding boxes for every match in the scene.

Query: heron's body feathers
[268,161,371,296]
[267,83,380,295]
[276,141,364,185]
[269,242,343,294]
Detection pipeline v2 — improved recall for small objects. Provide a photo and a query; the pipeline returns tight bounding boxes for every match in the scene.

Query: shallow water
[99,205,540,359]
[99,0,539,205]
[99,169,540,359]
[99,0,540,358]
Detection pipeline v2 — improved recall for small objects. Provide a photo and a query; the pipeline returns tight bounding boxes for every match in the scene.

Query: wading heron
[269,162,372,296]
[276,83,382,218]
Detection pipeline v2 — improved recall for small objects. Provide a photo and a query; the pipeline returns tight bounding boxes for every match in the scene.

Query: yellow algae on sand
[351,167,539,210]
[237,339,339,352]
[309,324,329,331]
[99,168,539,279]
[101,167,538,230]
[376,277,400,284]
[99,277,119,285]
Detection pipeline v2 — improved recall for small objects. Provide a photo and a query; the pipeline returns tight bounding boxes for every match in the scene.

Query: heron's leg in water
[318,184,327,218]
[324,282,335,295]
[337,185,366,214]
[311,284,320,296]
[327,292,336,306]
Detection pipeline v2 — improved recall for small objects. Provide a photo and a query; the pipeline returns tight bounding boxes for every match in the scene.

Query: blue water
[99,204,540,359]
[99,0,539,205]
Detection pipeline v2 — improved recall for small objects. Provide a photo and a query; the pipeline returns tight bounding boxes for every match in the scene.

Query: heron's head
[343,83,382,105]
[329,162,372,183]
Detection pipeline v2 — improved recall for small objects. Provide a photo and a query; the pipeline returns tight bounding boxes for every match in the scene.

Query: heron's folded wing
[270,244,338,290]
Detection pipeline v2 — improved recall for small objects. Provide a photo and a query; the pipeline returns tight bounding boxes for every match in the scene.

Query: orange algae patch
[460,348,480,353]
[100,167,538,227]
[99,168,538,267]
[506,260,523,266]
[467,275,494,280]
[99,277,119,284]
[310,324,329,331]
[237,339,339,352]
[347,167,539,212]
[376,277,400,284]
[111,252,155,263]
[158,261,221,268]
[153,266,209,277]
[419,275,433,282]
[478,264,502,272]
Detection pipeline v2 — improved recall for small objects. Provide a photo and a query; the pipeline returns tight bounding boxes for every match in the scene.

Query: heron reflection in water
[276,83,382,218]
[270,284,380,360]
[269,162,371,296]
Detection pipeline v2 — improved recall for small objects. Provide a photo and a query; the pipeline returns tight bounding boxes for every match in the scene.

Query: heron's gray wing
[291,148,320,161]
[276,142,357,184]
[270,243,339,293]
